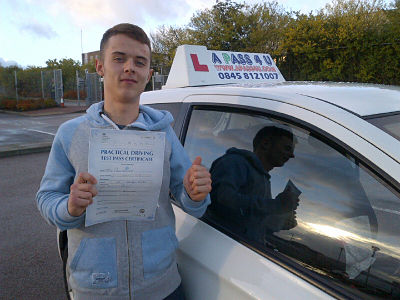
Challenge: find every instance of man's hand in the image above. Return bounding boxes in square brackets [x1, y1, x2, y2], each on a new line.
[183, 156, 212, 202]
[68, 172, 98, 217]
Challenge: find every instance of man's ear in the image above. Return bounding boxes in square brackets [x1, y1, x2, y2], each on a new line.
[96, 58, 104, 77]
[147, 69, 154, 83]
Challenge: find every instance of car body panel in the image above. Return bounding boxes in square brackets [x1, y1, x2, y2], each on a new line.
[256, 82, 400, 116]
[174, 206, 335, 300]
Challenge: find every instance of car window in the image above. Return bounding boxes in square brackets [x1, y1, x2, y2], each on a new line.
[183, 106, 400, 299]
[183, 108, 270, 168]
[145, 103, 181, 128]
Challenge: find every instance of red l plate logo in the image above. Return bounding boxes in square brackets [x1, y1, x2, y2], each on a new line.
[190, 54, 209, 72]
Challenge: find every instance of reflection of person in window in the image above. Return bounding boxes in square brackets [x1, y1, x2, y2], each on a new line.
[208, 125, 298, 244]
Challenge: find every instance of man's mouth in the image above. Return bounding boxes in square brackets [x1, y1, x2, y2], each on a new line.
[121, 78, 137, 83]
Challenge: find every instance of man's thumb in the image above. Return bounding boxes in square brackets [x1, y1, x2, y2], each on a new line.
[192, 156, 202, 166]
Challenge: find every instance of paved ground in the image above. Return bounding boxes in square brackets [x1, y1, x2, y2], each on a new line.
[0, 104, 88, 157]
[0, 152, 67, 300]
[0, 104, 90, 299]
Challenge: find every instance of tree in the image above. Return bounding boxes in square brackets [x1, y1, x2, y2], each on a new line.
[150, 0, 399, 85]
[17, 66, 42, 97]
[46, 58, 81, 91]
[45, 58, 60, 69]
[151, 1, 293, 68]
[278, 0, 399, 84]
[241, 1, 293, 54]
[188, 0, 250, 51]
[81, 62, 96, 73]
[151, 25, 192, 70]
[0, 65, 21, 99]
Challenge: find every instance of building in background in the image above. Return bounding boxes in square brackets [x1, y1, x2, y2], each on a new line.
[82, 51, 101, 65]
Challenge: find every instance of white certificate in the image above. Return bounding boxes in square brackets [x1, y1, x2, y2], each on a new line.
[85, 128, 165, 226]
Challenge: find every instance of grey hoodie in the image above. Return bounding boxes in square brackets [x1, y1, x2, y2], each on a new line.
[36, 102, 210, 300]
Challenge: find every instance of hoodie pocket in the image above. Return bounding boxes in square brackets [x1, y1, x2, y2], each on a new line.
[69, 237, 118, 289]
[141, 226, 179, 280]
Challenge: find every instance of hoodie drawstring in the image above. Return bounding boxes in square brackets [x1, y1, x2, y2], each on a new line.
[101, 113, 121, 130]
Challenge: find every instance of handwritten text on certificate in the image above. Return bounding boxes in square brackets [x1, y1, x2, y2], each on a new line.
[86, 129, 165, 226]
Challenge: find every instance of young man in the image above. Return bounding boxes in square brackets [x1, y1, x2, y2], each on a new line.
[36, 23, 211, 300]
[208, 125, 298, 243]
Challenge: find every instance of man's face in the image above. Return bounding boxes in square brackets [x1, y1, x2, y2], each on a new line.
[269, 136, 295, 167]
[96, 34, 153, 104]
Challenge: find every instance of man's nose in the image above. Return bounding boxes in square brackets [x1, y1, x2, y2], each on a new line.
[124, 59, 135, 73]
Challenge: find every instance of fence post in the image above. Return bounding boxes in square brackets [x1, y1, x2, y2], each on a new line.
[60, 69, 64, 107]
[14, 70, 19, 104]
[41, 70, 45, 99]
[85, 69, 88, 106]
[53, 69, 56, 102]
[76, 69, 80, 106]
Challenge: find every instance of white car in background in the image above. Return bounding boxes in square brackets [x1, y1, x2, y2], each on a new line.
[60, 45, 400, 299]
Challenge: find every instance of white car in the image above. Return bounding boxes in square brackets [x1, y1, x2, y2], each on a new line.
[60, 45, 400, 299]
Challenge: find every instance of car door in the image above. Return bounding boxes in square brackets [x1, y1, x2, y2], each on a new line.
[173, 94, 400, 299]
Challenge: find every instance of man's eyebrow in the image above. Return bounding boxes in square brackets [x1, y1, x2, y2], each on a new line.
[111, 51, 148, 62]
[111, 51, 126, 56]
[136, 55, 148, 62]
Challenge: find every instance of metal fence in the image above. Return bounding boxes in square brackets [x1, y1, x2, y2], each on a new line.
[152, 73, 168, 90]
[40, 69, 63, 103]
[62, 70, 102, 105]
[0, 68, 63, 102]
[85, 72, 103, 105]
[0, 67, 166, 106]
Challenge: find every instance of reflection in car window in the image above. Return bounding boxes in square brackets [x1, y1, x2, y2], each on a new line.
[184, 108, 271, 168]
[184, 107, 400, 299]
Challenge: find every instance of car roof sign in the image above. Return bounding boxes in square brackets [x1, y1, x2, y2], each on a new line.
[163, 45, 286, 89]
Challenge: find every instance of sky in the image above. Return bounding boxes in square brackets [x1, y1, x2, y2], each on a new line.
[0, 0, 392, 68]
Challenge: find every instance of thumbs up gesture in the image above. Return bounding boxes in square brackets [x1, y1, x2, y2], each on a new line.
[183, 156, 212, 202]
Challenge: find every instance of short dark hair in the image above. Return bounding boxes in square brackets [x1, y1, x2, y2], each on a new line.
[253, 125, 295, 151]
[100, 23, 151, 60]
